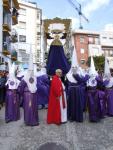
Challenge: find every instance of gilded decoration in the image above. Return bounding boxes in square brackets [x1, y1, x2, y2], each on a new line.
[44, 17, 71, 34]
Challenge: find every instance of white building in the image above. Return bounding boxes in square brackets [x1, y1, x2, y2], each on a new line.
[13, 0, 42, 64]
[100, 31, 113, 47]
[0, 0, 19, 65]
[0, 0, 3, 56]
[100, 30, 113, 68]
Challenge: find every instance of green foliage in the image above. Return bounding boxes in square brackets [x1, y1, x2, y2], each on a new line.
[87, 56, 105, 71]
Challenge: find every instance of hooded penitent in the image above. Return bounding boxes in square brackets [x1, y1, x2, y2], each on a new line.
[6, 61, 20, 89]
[89, 56, 97, 77]
[17, 64, 25, 78]
[66, 46, 78, 83]
[104, 57, 113, 88]
[104, 57, 111, 78]
[87, 56, 97, 87]
[23, 52, 37, 93]
[46, 35, 70, 76]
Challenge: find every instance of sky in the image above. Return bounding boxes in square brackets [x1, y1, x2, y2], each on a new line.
[29, 0, 113, 31]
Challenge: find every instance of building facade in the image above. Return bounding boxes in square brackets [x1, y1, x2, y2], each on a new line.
[73, 30, 102, 68]
[0, 0, 19, 65]
[13, 0, 42, 64]
[73, 29, 113, 68]
[100, 31, 113, 68]
[0, 0, 3, 58]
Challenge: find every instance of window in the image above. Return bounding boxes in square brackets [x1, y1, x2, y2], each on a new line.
[19, 8, 26, 16]
[37, 36, 40, 40]
[110, 50, 113, 56]
[80, 48, 85, 54]
[2, 58, 4, 63]
[37, 32, 41, 35]
[109, 37, 113, 43]
[37, 40, 40, 45]
[95, 37, 99, 44]
[19, 21, 26, 29]
[19, 35, 26, 42]
[92, 47, 99, 55]
[89, 37, 93, 43]
[80, 37, 84, 43]
[102, 37, 107, 39]
[105, 50, 108, 56]
[19, 49, 26, 53]
[81, 59, 85, 64]
[37, 13, 40, 19]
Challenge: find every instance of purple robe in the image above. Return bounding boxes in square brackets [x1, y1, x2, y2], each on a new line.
[87, 87, 102, 122]
[67, 82, 83, 122]
[5, 87, 20, 122]
[19, 80, 39, 126]
[102, 78, 113, 116]
[105, 88, 113, 116]
[46, 45, 70, 75]
[96, 76, 106, 118]
[17, 76, 24, 107]
[37, 75, 50, 106]
[73, 74, 89, 111]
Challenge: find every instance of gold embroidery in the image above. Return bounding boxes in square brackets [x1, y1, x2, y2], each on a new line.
[51, 39, 62, 46]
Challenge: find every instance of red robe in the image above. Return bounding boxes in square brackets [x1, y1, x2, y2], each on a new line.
[47, 75, 65, 125]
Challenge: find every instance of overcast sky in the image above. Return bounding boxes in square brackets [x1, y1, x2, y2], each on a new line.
[30, 0, 113, 31]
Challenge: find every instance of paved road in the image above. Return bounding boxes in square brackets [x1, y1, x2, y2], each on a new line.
[0, 107, 113, 150]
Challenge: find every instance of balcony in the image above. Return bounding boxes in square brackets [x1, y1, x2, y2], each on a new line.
[11, 50, 17, 61]
[2, 42, 10, 55]
[11, 29, 18, 43]
[3, 12, 11, 35]
[3, 0, 11, 13]
[3, 24, 11, 36]
[12, 8, 19, 25]
[12, 0, 20, 9]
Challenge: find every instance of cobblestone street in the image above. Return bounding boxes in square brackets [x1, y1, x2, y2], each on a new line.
[0, 107, 113, 150]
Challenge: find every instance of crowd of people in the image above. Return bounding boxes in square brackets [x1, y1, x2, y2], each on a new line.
[0, 52, 113, 126]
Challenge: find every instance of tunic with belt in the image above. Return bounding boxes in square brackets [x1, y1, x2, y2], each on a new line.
[5, 78, 20, 122]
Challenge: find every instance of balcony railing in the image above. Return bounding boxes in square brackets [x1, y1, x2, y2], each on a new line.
[11, 50, 17, 61]
[11, 29, 18, 43]
[3, 0, 11, 13]
[2, 42, 10, 55]
[12, 0, 20, 9]
[3, 13, 11, 33]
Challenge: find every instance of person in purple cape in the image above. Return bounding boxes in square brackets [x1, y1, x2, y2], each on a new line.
[73, 67, 89, 112]
[46, 35, 70, 76]
[66, 67, 84, 122]
[34, 65, 50, 109]
[96, 70, 106, 118]
[16, 64, 25, 81]
[19, 54, 39, 126]
[66, 47, 87, 122]
[5, 62, 20, 123]
[103, 57, 113, 116]
[37, 75, 50, 109]
[86, 56, 102, 122]
[16, 65, 25, 107]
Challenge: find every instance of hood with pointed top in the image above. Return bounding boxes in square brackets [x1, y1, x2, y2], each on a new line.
[89, 56, 97, 76]
[104, 57, 111, 77]
[71, 46, 78, 68]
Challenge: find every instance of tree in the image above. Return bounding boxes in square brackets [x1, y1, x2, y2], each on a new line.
[87, 56, 105, 71]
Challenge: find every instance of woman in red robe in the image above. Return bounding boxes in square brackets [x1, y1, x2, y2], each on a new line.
[47, 69, 67, 125]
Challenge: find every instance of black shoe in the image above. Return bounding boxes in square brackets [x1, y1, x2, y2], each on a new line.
[6, 120, 10, 123]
